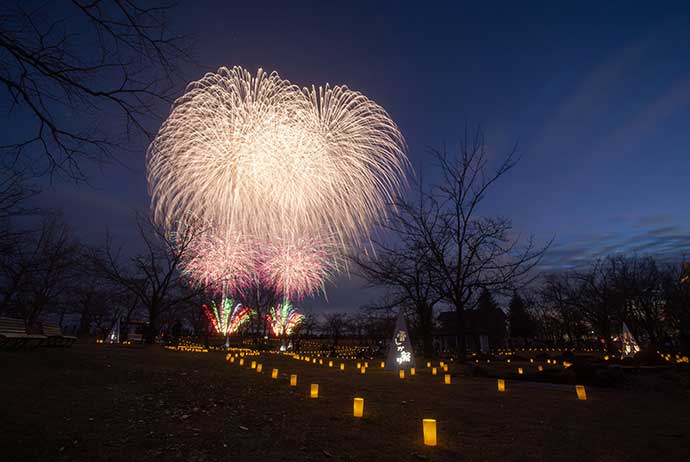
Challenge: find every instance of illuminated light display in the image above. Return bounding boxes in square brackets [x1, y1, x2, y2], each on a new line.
[518, 367, 524, 375]
[310, 384, 319, 398]
[444, 374, 451, 384]
[328, 361, 333, 367]
[340, 363, 345, 371]
[239, 359, 244, 366]
[422, 419, 437, 446]
[360, 366, 366, 374]
[410, 367, 416, 376]
[576, 385, 587, 401]
[386, 310, 415, 370]
[432, 367, 437, 376]
[426, 362, 431, 368]
[353, 397, 364, 417]
[497, 379, 506, 392]
[380, 361, 385, 368]
[251, 361, 257, 369]
[399, 369, 405, 379]
[256, 363, 263, 373]
[538, 365, 543, 372]
[272, 368, 279, 379]
[290, 374, 297, 386]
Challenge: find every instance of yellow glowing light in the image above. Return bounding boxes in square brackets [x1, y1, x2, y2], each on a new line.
[380, 361, 385, 368]
[399, 369, 405, 379]
[529, 358, 534, 363]
[353, 397, 364, 418]
[444, 374, 451, 384]
[310, 383, 319, 398]
[360, 366, 366, 374]
[251, 361, 256, 369]
[272, 368, 278, 379]
[497, 379, 506, 392]
[518, 367, 523, 375]
[432, 367, 437, 376]
[364, 362, 369, 368]
[256, 363, 263, 372]
[239, 359, 244, 366]
[443, 365, 448, 372]
[357, 362, 361, 369]
[426, 361, 431, 368]
[340, 363, 345, 371]
[230, 357, 235, 363]
[328, 361, 333, 367]
[410, 367, 416, 376]
[422, 419, 437, 446]
[290, 374, 297, 386]
[319, 359, 323, 365]
[576, 385, 587, 401]
[538, 365, 543, 372]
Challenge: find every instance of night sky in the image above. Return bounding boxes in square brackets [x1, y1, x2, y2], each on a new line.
[23, 1, 690, 312]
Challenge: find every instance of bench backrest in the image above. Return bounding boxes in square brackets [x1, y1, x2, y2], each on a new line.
[129, 333, 143, 342]
[42, 323, 62, 336]
[0, 317, 28, 335]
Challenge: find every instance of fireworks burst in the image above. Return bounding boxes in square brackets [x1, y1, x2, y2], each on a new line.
[148, 66, 408, 301]
[202, 298, 254, 336]
[266, 301, 304, 337]
[180, 229, 255, 295]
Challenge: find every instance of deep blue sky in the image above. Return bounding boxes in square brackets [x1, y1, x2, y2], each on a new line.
[22, 1, 690, 312]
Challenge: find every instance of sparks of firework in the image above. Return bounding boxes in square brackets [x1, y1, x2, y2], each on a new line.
[259, 234, 337, 301]
[180, 229, 256, 296]
[147, 66, 408, 257]
[266, 301, 304, 337]
[202, 298, 251, 336]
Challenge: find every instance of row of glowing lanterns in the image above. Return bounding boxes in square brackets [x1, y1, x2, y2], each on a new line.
[223, 352, 589, 447]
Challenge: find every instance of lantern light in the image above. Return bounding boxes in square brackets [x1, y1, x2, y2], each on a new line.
[399, 369, 405, 379]
[290, 374, 297, 386]
[310, 384, 319, 398]
[422, 419, 437, 446]
[353, 397, 364, 417]
[380, 361, 385, 368]
[576, 385, 587, 401]
[361, 366, 366, 374]
[271, 368, 278, 379]
[497, 379, 506, 392]
[239, 359, 244, 366]
[444, 374, 451, 384]
[517, 367, 523, 375]
[432, 367, 437, 376]
[256, 363, 262, 373]
[340, 363, 345, 371]
[251, 361, 256, 369]
[410, 367, 416, 376]
[426, 361, 431, 368]
[328, 361, 333, 367]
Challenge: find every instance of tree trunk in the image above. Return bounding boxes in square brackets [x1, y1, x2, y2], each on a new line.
[455, 304, 466, 359]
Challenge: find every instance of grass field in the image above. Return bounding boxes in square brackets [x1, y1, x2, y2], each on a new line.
[1, 344, 689, 461]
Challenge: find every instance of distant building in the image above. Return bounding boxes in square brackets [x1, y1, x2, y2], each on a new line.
[434, 307, 507, 353]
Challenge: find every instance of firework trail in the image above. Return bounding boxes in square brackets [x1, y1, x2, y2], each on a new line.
[266, 301, 304, 337]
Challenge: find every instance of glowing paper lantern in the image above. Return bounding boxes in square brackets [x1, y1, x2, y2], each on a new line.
[380, 361, 385, 368]
[361, 366, 366, 374]
[272, 368, 279, 379]
[443, 365, 448, 372]
[530, 358, 534, 363]
[410, 367, 416, 376]
[319, 359, 323, 365]
[357, 362, 361, 369]
[497, 379, 506, 392]
[507, 359, 511, 364]
[538, 365, 544, 372]
[230, 357, 235, 363]
[256, 364, 263, 373]
[576, 385, 587, 401]
[432, 367, 437, 376]
[239, 359, 245, 366]
[518, 367, 523, 375]
[426, 361, 431, 368]
[422, 419, 437, 446]
[328, 361, 333, 367]
[353, 397, 364, 418]
[251, 361, 256, 369]
[444, 374, 451, 384]
[364, 362, 369, 368]
[290, 374, 297, 386]
[399, 369, 405, 379]
[340, 363, 345, 371]
[310, 383, 319, 398]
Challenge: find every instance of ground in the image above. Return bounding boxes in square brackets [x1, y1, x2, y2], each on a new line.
[1, 344, 690, 462]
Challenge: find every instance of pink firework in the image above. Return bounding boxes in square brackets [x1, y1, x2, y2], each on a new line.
[181, 231, 256, 295]
[259, 236, 336, 300]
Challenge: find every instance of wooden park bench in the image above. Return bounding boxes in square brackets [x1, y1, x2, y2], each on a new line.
[40, 322, 77, 347]
[0, 317, 46, 350]
[127, 333, 143, 343]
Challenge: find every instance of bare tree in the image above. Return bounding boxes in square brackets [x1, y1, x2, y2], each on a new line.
[322, 312, 348, 346]
[0, 1, 190, 179]
[93, 213, 204, 343]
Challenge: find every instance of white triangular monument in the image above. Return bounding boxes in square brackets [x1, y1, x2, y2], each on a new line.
[620, 322, 639, 358]
[106, 317, 120, 344]
[386, 309, 415, 370]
